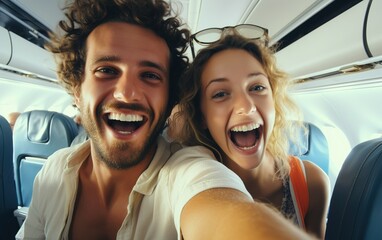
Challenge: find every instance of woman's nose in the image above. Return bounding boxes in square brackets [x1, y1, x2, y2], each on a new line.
[235, 94, 256, 115]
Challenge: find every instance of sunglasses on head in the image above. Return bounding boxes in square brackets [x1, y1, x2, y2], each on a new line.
[190, 24, 269, 58]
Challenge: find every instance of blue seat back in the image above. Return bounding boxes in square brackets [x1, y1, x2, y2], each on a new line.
[0, 115, 19, 239]
[289, 121, 329, 174]
[325, 137, 382, 240]
[13, 110, 78, 207]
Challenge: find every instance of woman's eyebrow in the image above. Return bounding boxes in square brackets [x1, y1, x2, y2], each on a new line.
[248, 72, 268, 78]
[204, 77, 228, 91]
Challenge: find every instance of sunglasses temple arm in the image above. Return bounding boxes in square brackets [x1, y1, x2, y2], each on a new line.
[190, 40, 196, 59]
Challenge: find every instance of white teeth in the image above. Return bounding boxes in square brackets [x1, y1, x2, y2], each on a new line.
[108, 113, 143, 122]
[241, 145, 256, 150]
[231, 123, 260, 132]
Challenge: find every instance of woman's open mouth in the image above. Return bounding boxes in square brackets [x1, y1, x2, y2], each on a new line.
[229, 123, 261, 150]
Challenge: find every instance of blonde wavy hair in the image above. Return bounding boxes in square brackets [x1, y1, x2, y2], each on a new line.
[172, 33, 305, 180]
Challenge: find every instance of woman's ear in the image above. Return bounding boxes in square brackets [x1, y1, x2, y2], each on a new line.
[73, 88, 81, 110]
[201, 115, 208, 129]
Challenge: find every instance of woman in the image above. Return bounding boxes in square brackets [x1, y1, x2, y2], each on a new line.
[171, 30, 330, 238]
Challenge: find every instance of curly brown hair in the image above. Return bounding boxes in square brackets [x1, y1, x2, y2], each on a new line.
[173, 33, 305, 179]
[47, 0, 190, 119]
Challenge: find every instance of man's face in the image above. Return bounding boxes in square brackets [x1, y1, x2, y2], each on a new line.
[75, 22, 170, 169]
[8, 112, 20, 131]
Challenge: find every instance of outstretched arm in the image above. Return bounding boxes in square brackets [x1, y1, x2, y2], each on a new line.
[181, 188, 317, 240]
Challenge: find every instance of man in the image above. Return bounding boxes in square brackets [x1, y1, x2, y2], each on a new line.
[17, 0, 315, 239]
[7, 112, 20, 131]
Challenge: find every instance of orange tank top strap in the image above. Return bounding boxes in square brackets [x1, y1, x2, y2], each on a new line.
[289, 156, 309, 229]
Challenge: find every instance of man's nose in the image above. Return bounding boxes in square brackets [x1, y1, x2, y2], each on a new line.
[113, 73, 142, 102]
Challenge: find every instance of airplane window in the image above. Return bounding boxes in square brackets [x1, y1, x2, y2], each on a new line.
[360, 132, 382, 144]
[320, 126, 351, 194]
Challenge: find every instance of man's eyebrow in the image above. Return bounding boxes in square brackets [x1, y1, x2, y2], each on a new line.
[91, 57, 168, 75]
[140, 60, 168, 75]
[92, 55, 120, 65]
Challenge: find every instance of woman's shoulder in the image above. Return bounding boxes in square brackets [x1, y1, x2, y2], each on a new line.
[302, 160, 330, 190]
[302, 160, 330, 213]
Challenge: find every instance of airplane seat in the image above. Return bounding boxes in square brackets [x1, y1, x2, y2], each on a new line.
[325, 137, 382, 240]
[0, 115, 19, 239]
[289, 121, 329, 174]
[12, 110, 78, 224]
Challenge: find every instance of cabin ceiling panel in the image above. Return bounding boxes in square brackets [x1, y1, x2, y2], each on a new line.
[10, 0, 66, 32]
[191, 0, 252, 32]
[244, 0, 334, 43]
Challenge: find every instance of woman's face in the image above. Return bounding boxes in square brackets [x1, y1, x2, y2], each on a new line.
[200, 49, 275, 169]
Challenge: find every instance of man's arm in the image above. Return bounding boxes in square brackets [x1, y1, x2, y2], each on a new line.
[181, 188, 317, 240]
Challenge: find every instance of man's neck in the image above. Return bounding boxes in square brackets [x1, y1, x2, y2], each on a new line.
[83, 144, 156, 207]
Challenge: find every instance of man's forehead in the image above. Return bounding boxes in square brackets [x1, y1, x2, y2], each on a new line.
[86, 22, 170, 69]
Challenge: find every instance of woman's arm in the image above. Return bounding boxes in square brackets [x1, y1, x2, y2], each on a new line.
[304, 161, 330, 239]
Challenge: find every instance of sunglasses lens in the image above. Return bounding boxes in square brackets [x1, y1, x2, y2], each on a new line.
[235, 25, 266, 39]
[194, 28, 222, 44]
[190, 24, 268, 59]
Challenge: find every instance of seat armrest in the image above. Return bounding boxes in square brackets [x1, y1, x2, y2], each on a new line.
[14, 207, 28, 226]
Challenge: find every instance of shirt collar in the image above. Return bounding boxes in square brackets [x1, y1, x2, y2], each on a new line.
[65, 136, 179, 196]
[133, 136, 174, 195]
